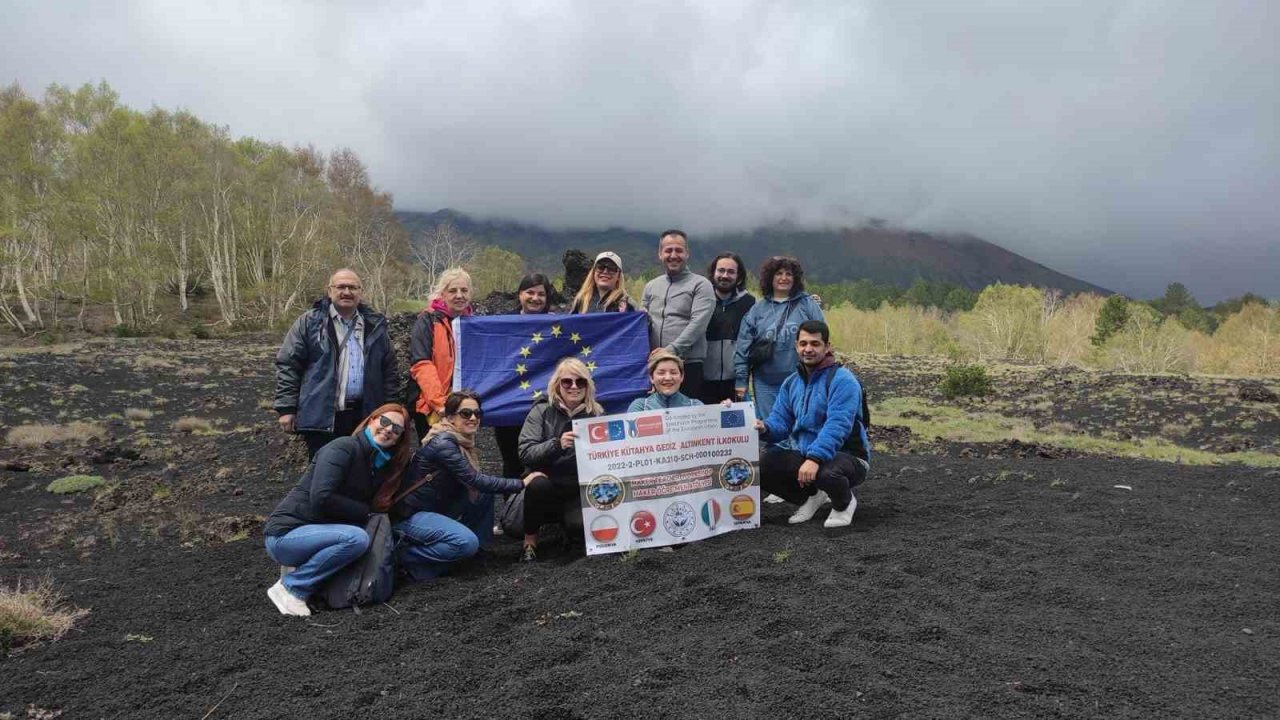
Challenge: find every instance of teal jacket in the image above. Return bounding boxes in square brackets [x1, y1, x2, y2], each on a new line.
[627, 391, 703, 413]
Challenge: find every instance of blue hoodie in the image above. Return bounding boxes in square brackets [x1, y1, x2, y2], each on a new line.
[761, 354, 871, 464]
[734, 292, 824, 387]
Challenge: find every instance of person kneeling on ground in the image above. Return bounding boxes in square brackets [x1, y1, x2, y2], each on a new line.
[393, 390, 544, 581]
[753, 320, 871, 529]
[629, 349, 734, 412]
[262, 403, 414, 616]
[518, 358, 605, 562]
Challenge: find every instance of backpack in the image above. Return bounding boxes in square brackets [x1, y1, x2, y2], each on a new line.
[823, 366, 872, 461]
[497, 489, 526, 540]
[321, 513, 395, 610]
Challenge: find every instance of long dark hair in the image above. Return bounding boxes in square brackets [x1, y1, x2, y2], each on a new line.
[759, 255, 805, 297]
[355, 403, 414, 511]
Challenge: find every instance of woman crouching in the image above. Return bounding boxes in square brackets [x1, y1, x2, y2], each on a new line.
[263, 404, 413, 616]
[393, 390, 544, 580]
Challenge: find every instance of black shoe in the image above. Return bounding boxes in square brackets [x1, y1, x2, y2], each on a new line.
[520, 545, 538, 563]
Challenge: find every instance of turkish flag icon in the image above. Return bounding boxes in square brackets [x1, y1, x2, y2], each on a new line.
[630, 510, 656, 538]
[588, 423, 608, 443]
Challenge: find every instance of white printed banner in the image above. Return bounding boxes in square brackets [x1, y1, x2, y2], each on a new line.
[572, 403, 760, 555]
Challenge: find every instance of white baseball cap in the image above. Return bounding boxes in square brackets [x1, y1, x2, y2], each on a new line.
[594, 251, 622, 270]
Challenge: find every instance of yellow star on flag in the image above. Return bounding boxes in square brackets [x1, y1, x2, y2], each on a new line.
[519, 380, 531, 390]
[532, 390, 544, 399]
[586, 361, 597, 373]
[531, 332, 543, 344]
[515, 363, 527, 375]
[519, 346, 531, 358]
[569, 332, 581, 344]
[550, 325, 562, 338]
[580, 346, 592, 357]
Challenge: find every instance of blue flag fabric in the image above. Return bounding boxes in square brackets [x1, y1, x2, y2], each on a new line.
[453, 312, 652, 426]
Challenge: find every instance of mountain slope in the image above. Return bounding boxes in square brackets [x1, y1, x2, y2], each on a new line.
[396, 210, 1109, 294]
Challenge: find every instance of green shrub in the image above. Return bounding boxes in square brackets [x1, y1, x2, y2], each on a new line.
[47, 475, 106, 495]
[940, 364, 993, 399]
[190, 324, 213, 339]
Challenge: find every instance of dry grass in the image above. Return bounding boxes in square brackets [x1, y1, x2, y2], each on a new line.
[0, 579, 90, 652]
[124, 407, 155, 421]
[5, 422, 107, 447]
[171, 416, 214, 434]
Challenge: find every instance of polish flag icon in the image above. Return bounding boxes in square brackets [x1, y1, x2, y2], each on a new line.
[630, 510, 656, 538]
[591, 515, 620, 543]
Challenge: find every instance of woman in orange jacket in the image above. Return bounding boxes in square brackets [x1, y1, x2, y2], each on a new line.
[409, 267, 474, 441]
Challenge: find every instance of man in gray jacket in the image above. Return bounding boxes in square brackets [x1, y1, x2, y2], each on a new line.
[641, 230, 716, 398]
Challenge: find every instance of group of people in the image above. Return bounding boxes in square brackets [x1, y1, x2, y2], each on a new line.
[263, 230, 870, 616]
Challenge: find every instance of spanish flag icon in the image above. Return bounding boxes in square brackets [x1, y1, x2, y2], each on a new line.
[729, 494, 755, 520]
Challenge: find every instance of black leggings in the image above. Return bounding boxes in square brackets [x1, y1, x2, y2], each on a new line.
[523, 472, 583, 539]
[760, 449, 867, 512]
[493, 425, 524, 479]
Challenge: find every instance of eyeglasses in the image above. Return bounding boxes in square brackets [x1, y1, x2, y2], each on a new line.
[456, 408, 483, 421]
[559, 377, 589, 389]
[595, 264, 619, 275]
[330, 284, 362, 292]
[377, 415, 404, 434]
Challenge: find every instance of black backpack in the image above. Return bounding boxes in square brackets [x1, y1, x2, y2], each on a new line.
[823, 367, 871, 461]
[321, 513, 395, 610]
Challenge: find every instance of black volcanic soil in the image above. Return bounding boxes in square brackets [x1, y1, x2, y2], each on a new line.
[2, 338, 1278, 718]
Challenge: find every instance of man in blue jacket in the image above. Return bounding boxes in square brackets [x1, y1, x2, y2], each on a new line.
[754, 320, 870, 528]
[274, 268, 399, 459]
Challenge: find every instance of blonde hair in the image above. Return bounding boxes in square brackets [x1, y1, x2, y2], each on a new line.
[432, 267, 472, 300]
[647, 348, 684, 377]
[571, 258, 628, 313]
[547, 357, 604, 414]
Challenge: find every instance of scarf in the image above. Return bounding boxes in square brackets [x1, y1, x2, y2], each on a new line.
[363, 426, 393, 470]
[429, 297, 473, 318]
[425, 417, 481, 500]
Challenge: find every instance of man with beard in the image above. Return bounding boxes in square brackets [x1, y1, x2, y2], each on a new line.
[642, 230, 716, 398]
[274, 268, 398, 459]
[700, 252, 755, 405]
[753, 320, 871, 529]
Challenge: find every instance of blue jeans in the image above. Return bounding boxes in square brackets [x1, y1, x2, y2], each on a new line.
[752, 379, 782, 430]
[394, 494, 494, 581]
[265, 523, 370, 599]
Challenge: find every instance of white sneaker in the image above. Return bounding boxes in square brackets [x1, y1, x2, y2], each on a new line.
[787, 491, 830, 524]
[823, 496, 858, 528]
[763, 494, 785, 504]
[268, 580, 311, 616]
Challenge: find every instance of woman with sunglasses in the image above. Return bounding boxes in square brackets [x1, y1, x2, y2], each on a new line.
[517, 357, 606, 561]
[263, 403, 414, 616]
[392, 390, 546, 580]
[570, 251, 637, 314]
[734, 256, 825, 422]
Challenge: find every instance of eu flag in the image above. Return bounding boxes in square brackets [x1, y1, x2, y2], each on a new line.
[452, 312, 652, 426]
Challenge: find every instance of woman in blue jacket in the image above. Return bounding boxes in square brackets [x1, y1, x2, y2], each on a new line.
[734, 256, 824, 421]
[263, 403, 414, 616]
[393, 390, 544, 580]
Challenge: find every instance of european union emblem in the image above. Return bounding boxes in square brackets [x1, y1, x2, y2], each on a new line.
[452, 312, 651, 426]
[607, 420, 626, 441]
[720, 409, 745, 428]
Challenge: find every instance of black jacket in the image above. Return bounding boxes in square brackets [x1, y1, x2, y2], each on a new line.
[703, 290, 755, 383]
[518, 398, 601, 479]
[263, 433, 387, 537]
[392, 433, 523, 522]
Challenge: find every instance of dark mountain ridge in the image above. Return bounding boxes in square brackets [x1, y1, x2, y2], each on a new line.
[397, 209, 1109, 295]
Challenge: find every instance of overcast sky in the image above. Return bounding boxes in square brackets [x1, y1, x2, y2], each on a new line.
[3, 0, 1277, 301]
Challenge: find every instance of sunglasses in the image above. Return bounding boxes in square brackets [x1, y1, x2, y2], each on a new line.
[559, 377, 589, 389]
[456, 408, 483, 421]
[377, 415, 404, 434]
[595, 264, 619, 274]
